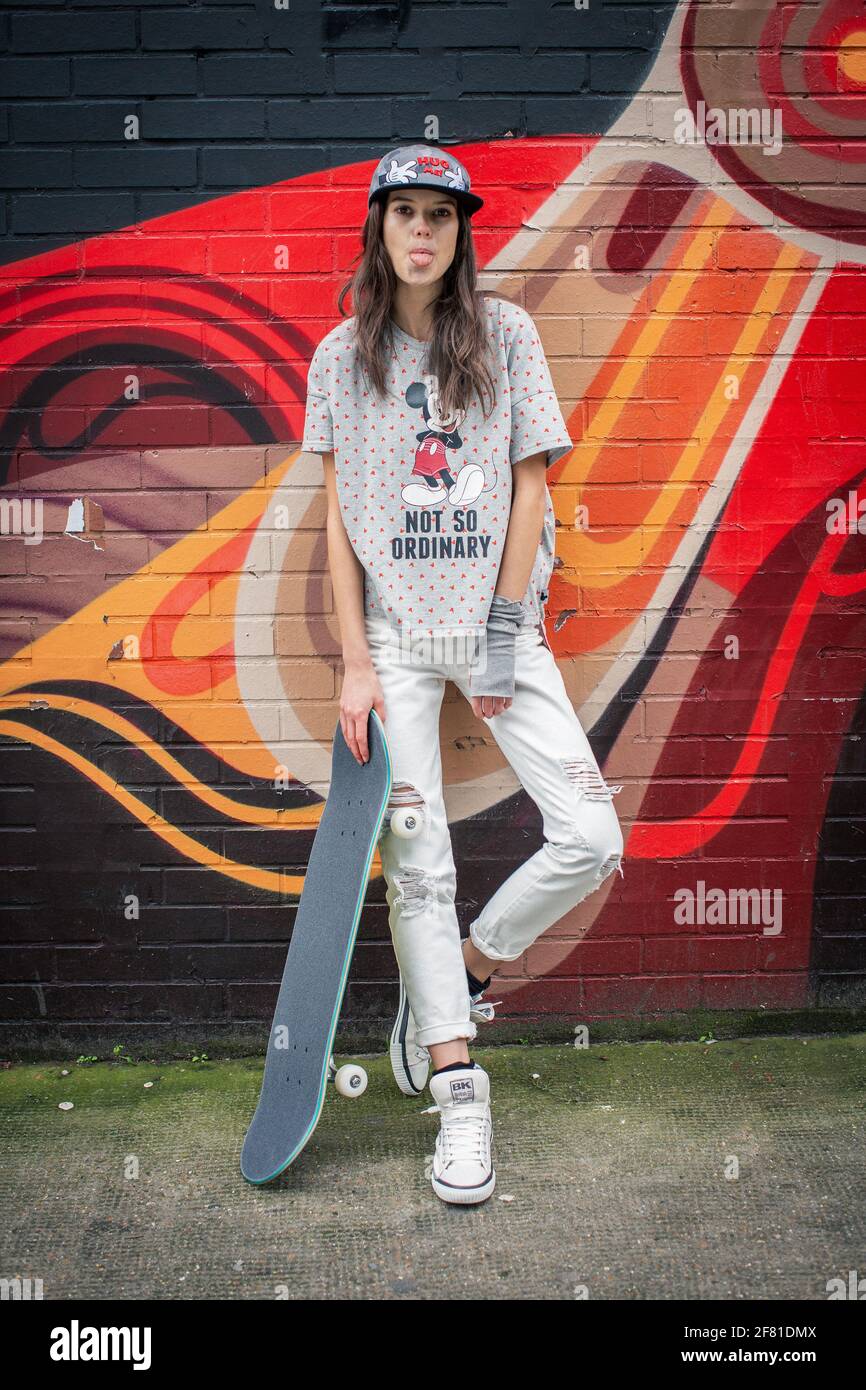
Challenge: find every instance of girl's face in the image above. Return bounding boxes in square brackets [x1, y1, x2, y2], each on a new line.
[381, 188, 459, 286]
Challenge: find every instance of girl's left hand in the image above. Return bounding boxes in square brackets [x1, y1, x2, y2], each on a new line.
[471, 695, 512, 720]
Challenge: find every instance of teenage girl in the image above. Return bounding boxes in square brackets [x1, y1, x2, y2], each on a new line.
[301, 145, 623, 1205]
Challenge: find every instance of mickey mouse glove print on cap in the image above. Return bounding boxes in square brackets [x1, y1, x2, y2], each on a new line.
[368, 144, 484, 217]
[469, 595, 525, 700]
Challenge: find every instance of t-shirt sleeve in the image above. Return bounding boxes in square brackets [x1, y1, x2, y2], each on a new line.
[300, 341, 334, 453]
[506, 309, 573, 470]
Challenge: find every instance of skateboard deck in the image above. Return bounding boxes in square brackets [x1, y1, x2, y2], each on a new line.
[241, 710, 392, 1184]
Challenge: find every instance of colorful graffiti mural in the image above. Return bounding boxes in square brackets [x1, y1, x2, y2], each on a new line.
[1, 0, 865, 1033]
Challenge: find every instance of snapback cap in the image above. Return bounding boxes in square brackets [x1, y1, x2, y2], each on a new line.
[368, 144, 483, 216]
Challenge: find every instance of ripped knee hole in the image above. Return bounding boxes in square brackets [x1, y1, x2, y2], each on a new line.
[559, 758, 623, 802]
[595, 851, 625, 888]
[388, 780, 426, 812]
[392, 864, 433, 917]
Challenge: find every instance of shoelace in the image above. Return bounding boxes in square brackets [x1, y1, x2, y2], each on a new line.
[438, 1111, 491, 1167]
[469, 995, 501, 1023]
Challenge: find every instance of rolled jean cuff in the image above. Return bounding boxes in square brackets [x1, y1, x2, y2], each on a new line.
[414, 1020, 478, 1049]
[469, 924, 521, 963]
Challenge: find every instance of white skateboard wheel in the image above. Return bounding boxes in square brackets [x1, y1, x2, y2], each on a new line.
[334, 1063, 368, 1098]
[389, 807, 424, 839]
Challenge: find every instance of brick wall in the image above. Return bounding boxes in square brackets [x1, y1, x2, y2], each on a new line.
[1, 0, 865, 1044]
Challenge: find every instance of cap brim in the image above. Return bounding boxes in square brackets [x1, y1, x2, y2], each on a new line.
[370, 188, 484, 216]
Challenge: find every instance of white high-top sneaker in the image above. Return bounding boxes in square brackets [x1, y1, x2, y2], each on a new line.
[389, 973, 430, 1095]
[428, 1065, 495, 1205]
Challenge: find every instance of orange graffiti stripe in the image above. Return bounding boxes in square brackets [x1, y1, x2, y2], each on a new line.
[550, 198, 816, 655]
[0, 453, 302, 781]
[0, 692, 322, 829]
[0, 719, 383, 894]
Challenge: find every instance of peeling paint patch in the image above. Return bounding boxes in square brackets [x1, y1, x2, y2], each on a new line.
[65, 497, 105, 551]
[559, 758, 623, 801]
[552, 608, 578, 632]
[32, 978, 47, 1017]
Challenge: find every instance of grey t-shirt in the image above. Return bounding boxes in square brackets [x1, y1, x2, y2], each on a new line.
[301, 295, 572, 635]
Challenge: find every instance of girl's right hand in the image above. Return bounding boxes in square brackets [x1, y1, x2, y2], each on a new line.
[340, 662, 386, 765]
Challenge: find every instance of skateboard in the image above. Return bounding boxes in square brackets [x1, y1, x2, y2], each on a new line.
[240, 709, 423, 1185]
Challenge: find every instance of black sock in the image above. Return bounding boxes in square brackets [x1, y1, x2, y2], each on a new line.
[466, 968, 491, 995]
[432, 1060, 476, 1076]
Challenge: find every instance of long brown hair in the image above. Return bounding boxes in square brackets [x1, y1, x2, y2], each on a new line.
[336, 195, 499, 422]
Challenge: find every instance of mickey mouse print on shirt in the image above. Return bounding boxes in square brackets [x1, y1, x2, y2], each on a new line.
[402, 375, 496, 509]
[301, 296, 573, 637]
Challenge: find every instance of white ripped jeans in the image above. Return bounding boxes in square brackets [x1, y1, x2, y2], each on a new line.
[365, 612, 625, 1049]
